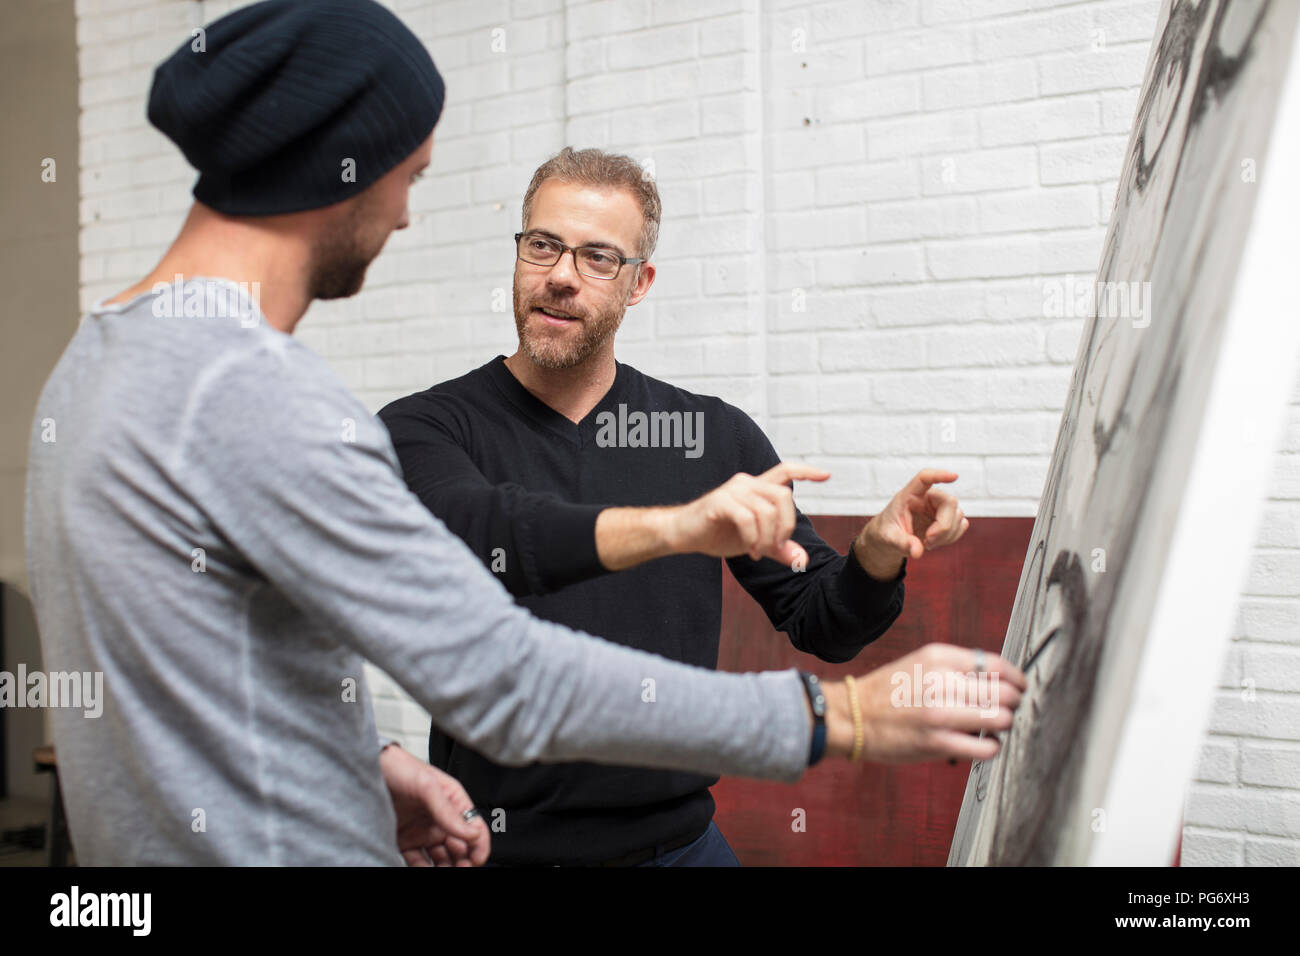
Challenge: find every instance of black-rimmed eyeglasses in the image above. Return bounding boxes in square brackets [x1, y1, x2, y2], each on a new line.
[514, 231, 645, 280]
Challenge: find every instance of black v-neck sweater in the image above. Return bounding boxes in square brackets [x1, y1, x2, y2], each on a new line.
[379, 356, 905, 865]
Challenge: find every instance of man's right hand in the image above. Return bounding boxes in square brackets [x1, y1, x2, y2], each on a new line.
[819, 644, 1028, 764]
[664, 462, 831, 567]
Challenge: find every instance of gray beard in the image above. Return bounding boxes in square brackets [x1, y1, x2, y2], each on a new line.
[513, 293, 625, 369]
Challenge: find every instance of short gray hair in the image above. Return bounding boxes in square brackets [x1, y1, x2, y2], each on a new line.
[521, 147, 662, 260]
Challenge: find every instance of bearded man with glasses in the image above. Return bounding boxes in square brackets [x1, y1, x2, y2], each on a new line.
[379, 147, 974, 867]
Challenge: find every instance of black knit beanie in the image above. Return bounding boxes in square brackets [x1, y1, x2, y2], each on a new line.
[147, 0, 445, 216]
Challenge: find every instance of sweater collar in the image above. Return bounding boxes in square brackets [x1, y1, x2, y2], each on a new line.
[484, 355, 630, 446]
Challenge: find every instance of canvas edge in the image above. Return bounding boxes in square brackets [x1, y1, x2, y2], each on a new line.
[1087, 12, 1300, 866]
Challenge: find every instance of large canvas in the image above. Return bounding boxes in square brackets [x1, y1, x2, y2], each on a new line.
[949, 0, 1300, 866]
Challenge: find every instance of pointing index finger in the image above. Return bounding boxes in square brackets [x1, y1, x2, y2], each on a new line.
[760, 461, 832, 486]
[907, 469, 959, 495]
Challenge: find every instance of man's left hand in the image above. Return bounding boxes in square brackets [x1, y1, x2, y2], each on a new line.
[380, 742, 490, 867]
[855, 469, 969, 579]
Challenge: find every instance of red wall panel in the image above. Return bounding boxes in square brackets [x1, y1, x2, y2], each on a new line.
[712, 515, 1033, 866]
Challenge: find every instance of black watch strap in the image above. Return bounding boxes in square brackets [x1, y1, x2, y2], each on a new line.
[797, 671, 828, 766]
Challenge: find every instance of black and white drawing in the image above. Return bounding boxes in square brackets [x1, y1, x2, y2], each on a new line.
[949, 0, 1300, 866]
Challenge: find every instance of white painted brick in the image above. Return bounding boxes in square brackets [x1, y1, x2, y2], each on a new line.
[768, 290, 870, 333]
[1179, 829, 1244, 866]
[821, 416, 929, 455]
[872, 281, 986, 327]
[699, 12, 758, 56]
[929, 412, 1057, 455]
[768, 419, 821, 457]
[1040, 229, 1106, 273]
[816, 160, 919, 206]
[649, 137, 749, 181]
[1279, 407, 1300, 453]
[647, 259, 702, 300]
[866, 111, 978, 160]
[811, 1, 915, 42]
[1235, 599, 1300, 645]
[927, 324, 1044, 368]
[425, 0, 510, 33]
[472, 89, 564, 133]
[982, 277, 1055, 321]
[565, 36, 605, 78]
[1194, 738, 1238, 784]
[703, 172, 761, 214]
[512, 0, 564, 18]
[701, 92, 759, 136]
[1241, 643, 1300, 692]
[819, 331, 926, 372]
[979, 185, 1098, 233]
[566, 0, 651, 40]
[818, 376, 882, 414]
[985, 455, 1048, 497]
[979, 93, 1101, 147]
[1185, 785, 1300, 839]
[1045, 319, 1084, 362]
[923, 60, 1038, 111]
[1244, 836, 1300, 866]
[1038, 42, 1151, 96]
[666, 215, 753, 256]
[766, 334, 819, 375]
[1041, 135, 1129, 184]
[1209, 691, 1300, 740]
[771, 125, 866, 170]
[871, 196, 978, 242]
[874, 371, 990, 411]
[1094, 0, 1161, 46]
[818, 245, 926, 287]
[1100, 87, 1141, 134]
[921, 146, 1037, 196]
[926, 234, 1042, 280]
[866, 25, 972, 76]
[769, 209, 866, 252]
[702, 256, 759, 296]
[606, 22, 697, 69]
[983, 366, 1073, 410]
[652, 54, 755, 101]
[567, 69, 654, 114]
[1220, 642, 1244, 687]
[815, 75, 922, 123]
[656, 299, 753, 339]
[1242, 741, 1300, 788]
[767, 376, 819, 416]
[364, 354, 436, 390]
[1245, 553, 1300, 598]
[511, 47, 566, 88]
[923, 0, 1067, 23]
[974, 7, 1095, 60]
[655, 0, 745, 27]
[1269, 453, 1300, 499]
[702, 337, 762, 376]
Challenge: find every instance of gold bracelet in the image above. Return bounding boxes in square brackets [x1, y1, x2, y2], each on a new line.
[844, 674, 864, 761]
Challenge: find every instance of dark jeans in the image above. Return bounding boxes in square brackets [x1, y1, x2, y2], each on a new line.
[636, 821, 740, 867]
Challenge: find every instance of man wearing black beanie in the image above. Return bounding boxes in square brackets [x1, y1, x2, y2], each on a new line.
[25, 0, 1023, 866]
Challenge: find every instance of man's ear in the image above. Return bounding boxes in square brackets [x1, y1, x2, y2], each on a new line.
[626, 261, 655, 307]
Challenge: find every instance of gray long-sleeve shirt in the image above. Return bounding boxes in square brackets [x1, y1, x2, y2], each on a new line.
[24, 277, 811, 865]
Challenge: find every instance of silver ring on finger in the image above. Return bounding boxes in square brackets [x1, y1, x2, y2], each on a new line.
[462, 808, 481, 822]
[973, 649, 986, 674]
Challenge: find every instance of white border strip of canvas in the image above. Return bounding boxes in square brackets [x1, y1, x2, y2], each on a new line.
[1090, 21, 1300, 866]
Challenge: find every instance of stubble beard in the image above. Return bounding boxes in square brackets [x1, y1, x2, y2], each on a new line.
[512, 282, 626, 370]
[308, 196, 384, 301]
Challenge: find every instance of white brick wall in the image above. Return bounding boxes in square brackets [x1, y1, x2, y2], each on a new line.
[72, 0, 1300, 863]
